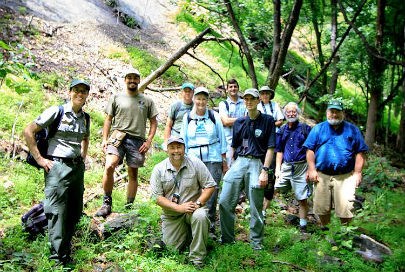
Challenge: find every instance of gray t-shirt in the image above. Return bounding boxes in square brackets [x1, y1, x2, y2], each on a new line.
[168, 100, 193, 137]
[105, 92, 158, 140]
[150, 155, 215, 217]
[35, 103, 90, 158]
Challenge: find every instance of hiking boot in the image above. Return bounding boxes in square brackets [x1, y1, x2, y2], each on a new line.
[95, 196, 112, 217]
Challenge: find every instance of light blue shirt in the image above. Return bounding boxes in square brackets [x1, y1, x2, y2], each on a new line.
[218, 97, 246, 146]
[181, 109, 227, 163]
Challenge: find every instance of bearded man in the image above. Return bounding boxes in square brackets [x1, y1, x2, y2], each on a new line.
[303, 100, 368, 229]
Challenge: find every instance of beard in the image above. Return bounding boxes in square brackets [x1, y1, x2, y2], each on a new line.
[127, 83, 138, 92]
[286, 117, 298, 123]
[327, 117, 343, 126]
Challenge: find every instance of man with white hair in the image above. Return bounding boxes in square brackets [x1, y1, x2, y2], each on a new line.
[274, 102, 312, 231]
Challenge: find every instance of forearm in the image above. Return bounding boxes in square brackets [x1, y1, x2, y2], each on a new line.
[306, 149, 316, 171]
[146, 116, 158, 143]
[275, 152, 283, 171]
[220, 115, 236, 127]
[102, 116, 112, 142]
[156, 196, 182, 213]
[198, 186, 216, 204]
[81, 137, 89, 158]
[354, 152, 366, 173]
[163, 118, 173, 143]
[263, 148, 274, 168]
[23, 122, 42, 160]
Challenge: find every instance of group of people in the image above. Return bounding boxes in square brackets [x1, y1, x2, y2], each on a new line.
[24, 68, 368, 267]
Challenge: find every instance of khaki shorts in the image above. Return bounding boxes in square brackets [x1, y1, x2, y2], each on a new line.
[106, 137, 145, 168]
[313, 171, 356, 218]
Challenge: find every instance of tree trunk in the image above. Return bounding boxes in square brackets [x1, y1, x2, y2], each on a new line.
[364, 0, 386, 147]
[268, 0, 303, 89]
[138, 28, 212, 92]
[223, 0, 258, 88]
[329, 0, 339, 94]
[396, 67, 405, 152]
[268, 0, 281, 76]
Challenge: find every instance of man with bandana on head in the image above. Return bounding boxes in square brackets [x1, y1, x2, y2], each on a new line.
[303, 99, 368, 229]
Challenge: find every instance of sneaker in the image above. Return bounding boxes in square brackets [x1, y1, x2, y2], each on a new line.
[95, 196, 112, 217]
[299, 225, 308, 234]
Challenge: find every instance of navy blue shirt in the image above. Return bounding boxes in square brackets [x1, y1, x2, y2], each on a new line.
[275, 122, 311, 163]
[232, 112, 276, 161]
[303, 120, 368, 174]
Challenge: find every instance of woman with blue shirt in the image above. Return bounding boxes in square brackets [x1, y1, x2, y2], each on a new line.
[181, 86, 227, 236]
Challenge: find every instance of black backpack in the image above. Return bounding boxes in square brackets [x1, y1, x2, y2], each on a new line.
[21, 202, 47, 237]
[26, 105, 64, 169]
[187, 109, 216, 125]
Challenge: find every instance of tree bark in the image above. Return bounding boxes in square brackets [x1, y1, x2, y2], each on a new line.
[223, 0, 258, 88]
[268, 0, 281, 76]
[329, 0, 339, 94]
[268, 0, 303, 89]
[138, 28, 212, 92]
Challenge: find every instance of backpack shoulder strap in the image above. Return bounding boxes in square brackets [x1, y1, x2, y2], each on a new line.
[83, 111, 90, 132]
[224, 100, 229, 112]
[208, 109, 216, 125]
[47, 105, 64, 139]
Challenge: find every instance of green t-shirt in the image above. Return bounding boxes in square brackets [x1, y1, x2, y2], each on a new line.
[168, 100, 193, 136]
[105, 92, 158, 140]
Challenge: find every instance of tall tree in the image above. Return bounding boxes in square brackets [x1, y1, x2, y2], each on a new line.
[267, 0, 304, 89]
[329, 0, 339, 93]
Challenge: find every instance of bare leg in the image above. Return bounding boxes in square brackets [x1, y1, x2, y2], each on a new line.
[299, 199, 308, 220]
[102, 154, 120, 195]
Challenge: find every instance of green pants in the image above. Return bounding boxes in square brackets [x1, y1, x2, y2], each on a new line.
[162, 207, 209, 264]
[43, 161, 85, 261]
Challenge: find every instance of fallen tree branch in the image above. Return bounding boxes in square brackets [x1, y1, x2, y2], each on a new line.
[185, 52, 225, 84]
[11, 101, 24, 159]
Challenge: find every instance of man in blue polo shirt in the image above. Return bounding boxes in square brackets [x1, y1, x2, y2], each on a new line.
[303, 100, 368, 229]
[219, 88, 276, 250]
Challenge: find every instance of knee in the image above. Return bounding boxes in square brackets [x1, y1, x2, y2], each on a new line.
[193, 208, 208, 222]
[104, 161, 118, 173]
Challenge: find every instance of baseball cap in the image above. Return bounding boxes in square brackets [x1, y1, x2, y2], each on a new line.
[243, 88, 260, 98]
[327, 100, 344, 111]
[181, 82, 195, 91]
[124, 68, 141, 77]
[194, 86, 209, 96]
[167, 136, 185, 146]
[70, 79, 90, 90]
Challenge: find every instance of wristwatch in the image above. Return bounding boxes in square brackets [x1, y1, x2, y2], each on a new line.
[262, 166, 270, 172]
[196, 200, 203, 208]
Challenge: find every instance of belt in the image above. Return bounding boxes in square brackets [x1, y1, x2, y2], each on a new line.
[319, 169, 351, 176]
[49, 156, 83, 164]
[238, 155, 260, 159]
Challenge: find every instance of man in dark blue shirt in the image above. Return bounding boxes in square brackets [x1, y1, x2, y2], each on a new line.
[219, 88, 276, 250]
[274, 102, 312, 231]
[303, 100, 368, 228]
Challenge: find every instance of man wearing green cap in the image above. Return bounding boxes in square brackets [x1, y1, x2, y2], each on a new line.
[163, 82, 194, 150]
[24, 78, 91, 264]
[303, 99, 368, 229]
[95, 68, 158, 217]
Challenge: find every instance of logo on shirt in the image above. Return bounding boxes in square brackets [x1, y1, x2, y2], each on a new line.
[255, 129, 262, 137]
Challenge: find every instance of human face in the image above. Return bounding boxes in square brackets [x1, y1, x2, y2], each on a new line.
[193, 94, 208, 115]
[227, 83, 239, 98]
[182, 88, 194, 104]
[260, 91, 271, 104]
[285, 106, 299, 123]
[326, 109, 344, 126]
[167, 142, 185, 162]
[243, 95, 260, 111]
[125, 73, 140, 92]
[70, 84, 89, 109]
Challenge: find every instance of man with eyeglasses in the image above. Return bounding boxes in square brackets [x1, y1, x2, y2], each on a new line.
[303, 99, 368, 229]
[95, 68, 158, 217]
[274, 102, 312, 232]
[150, 136, 215, 268]
[24, 78, 91, 264]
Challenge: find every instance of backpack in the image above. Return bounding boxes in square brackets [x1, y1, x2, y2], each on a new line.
[187, 109, 216, 125]
[21, 202, 47, 237]
[26, 106, 90, 169]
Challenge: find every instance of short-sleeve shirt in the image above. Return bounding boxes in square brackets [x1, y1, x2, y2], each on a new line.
[218, 97, 246, 145]
[168, 100, 193, 137]
[35, 103, 90, 158]
[150, 155, 216, 217]
[303, 120, 369, 174]
[275, 122, 311, 163]
[181, 109, 227, 163]
[232, 112, 276, 161]
[105, 92, 158, 140]
[257, 101, 284, 121]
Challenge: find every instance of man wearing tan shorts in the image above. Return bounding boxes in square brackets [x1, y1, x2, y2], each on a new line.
[303, 100, 368, 228]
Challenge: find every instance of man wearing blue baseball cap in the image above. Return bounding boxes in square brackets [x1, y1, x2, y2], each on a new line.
[303, 99, 368, 229]
[163, 82, 195, 150]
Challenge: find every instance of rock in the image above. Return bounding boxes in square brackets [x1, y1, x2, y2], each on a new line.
[353, 234, 392, 263]
[91, 213, 139, 239]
